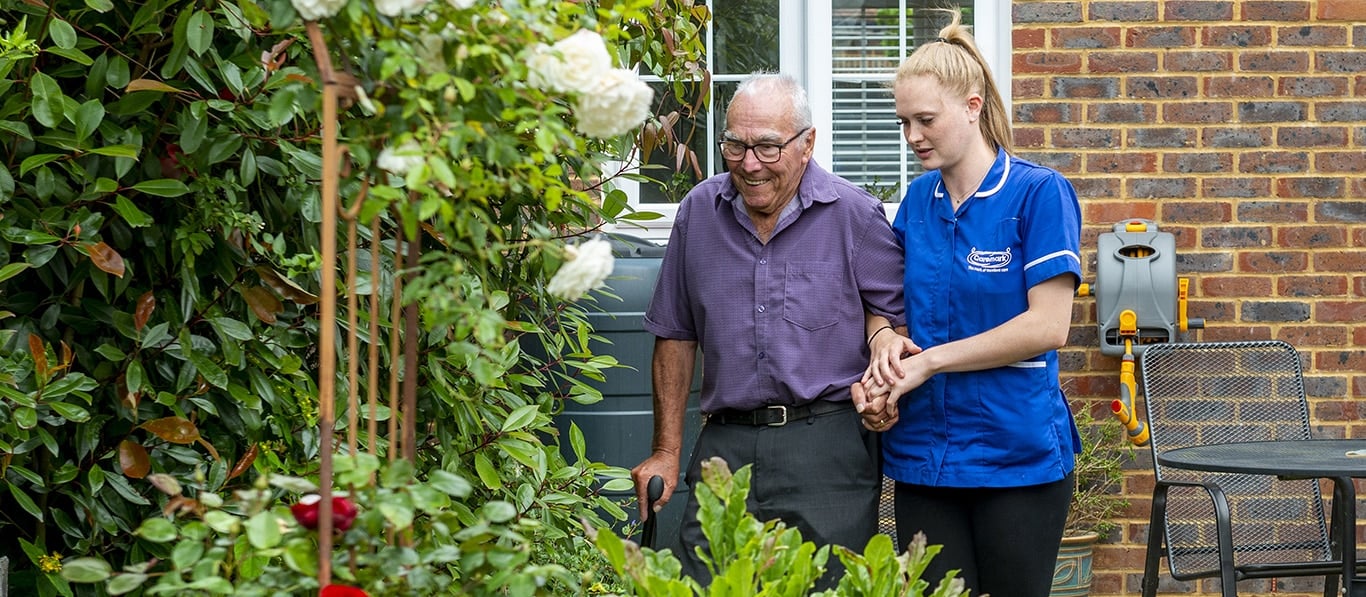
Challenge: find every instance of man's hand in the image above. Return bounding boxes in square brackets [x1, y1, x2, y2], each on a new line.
[630, 451, 680, 521]
[853, 380, 899, 431]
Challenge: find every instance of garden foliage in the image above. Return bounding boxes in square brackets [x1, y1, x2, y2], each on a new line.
[0, 0, 707, 594]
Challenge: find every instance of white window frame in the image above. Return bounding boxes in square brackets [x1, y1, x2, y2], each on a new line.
[608, 0, 1012, 242]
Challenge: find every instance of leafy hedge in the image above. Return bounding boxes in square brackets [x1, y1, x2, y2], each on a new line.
[0, 0, 705, 594]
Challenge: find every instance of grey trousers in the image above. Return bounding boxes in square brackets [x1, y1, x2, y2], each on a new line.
[676, 405, 880, 589]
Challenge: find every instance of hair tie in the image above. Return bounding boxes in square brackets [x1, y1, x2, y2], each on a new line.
[934, 37, 950, 44]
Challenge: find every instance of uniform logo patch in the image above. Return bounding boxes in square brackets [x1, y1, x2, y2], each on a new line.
[966, 247, 1011, 272]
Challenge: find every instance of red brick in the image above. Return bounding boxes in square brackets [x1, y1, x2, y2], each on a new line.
[1239, 151, 1310, 174]
[1315, 252, 1366, 275]
[1278, 325, 1350, 347]
[1239, 251, 1308, 272]
[1237, 200, 1308, 222]
[1202, 276, 1272, 297]
[1203, 177, 1271, 199]
[1276, 177, 1346, 199]
[1319, 0, 1366, 20]
[1086, 152, 1157, 173]
[1086, 201, 1158, 224]
[1159, 200, 1230, 222]
[1277, 275, 1349, 297]
[1317, 151, 1366, 173]
[1277, 25, 1350, 46]
[1127, 26, 1196, 48]
[1279, 225, 1347, 247]
[1244, 1, 1311, 20]
[1013, 127, 1046, 148]
[1279, 76, 1350, 98]
[1314, 349, 1366, 372]
[1052, 26, 1123, 48]
[1014, 52, 1083, 74]
[1200, 325, 1272, 342]
[1202, 25, 1272, 47]
[1088, 52, 1159, 73]
[1015, 27, 1046, 48]
[1238, 51, 1312, 72]
[1165, 50, 1232, 71]
[1163, 102, 1232, 123]
[1012, 77, 1046, 99]
[1205, 75, 1275, 97]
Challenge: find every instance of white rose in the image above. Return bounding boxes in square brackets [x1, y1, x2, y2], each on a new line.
[547, 237, 615, 302]
[375, 0, 428, 17]
[448, 0, 474, 8]
[376, 141, 424, 175]
[527, 29, 612, 94]
[573, 69, 654, 139]
[292, 0, 347, 20]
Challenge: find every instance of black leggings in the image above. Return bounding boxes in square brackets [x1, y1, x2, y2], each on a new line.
[894, 472, 1074, 597]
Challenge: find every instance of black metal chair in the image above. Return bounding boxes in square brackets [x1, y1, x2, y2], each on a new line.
[1139, 340, 1356, 597]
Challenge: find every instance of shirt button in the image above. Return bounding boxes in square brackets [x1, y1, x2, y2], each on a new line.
[758, 352, 766, 359]
[757, 305, 766, 313]
[759, 259, 767, 265]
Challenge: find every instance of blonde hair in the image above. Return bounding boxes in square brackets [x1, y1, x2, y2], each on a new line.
[894, 10, 1012, 154]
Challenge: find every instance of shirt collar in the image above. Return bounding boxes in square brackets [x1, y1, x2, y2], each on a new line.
[931, 148, 1011, 203]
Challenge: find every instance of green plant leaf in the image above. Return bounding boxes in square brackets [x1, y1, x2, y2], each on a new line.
[88, 144, 140, 158]
[47, 19, 78, 49]
[427, 469, 473, 498]
[130, 179, 190, 197]
[0, 262, 31, 283]
[29, 71, 64, 127]
[6, 481, 42, 521]
[135, 517, 178, 543]
[111, 195, 154, 227]
[59, 557, 112, 583]
[474, 452, 502, 490]
[48, 401, 92, 423]
[186, 10, 214, 56]
[245, 510, 280, 548]
[106, 573, 148, 595]
[73, 100, 104, 142]
[500, 404, 538, 432]
[85, 0, 115, 11]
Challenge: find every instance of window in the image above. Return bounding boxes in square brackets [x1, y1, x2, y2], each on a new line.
[614, 0, 1011, 241]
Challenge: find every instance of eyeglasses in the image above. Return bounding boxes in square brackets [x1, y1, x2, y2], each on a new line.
[717, 128, 809, 163]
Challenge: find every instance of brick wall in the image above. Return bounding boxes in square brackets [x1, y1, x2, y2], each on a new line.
[1012, 0, 1365, 595]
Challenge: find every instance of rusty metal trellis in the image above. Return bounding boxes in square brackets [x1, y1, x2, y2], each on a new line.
[305, 21, 421, 587]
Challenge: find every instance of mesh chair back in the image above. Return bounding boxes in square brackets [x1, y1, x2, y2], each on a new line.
[1141, 340, 1330, 577]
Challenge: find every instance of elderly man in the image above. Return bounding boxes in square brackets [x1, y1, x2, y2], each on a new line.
[631, 72, 907, 587]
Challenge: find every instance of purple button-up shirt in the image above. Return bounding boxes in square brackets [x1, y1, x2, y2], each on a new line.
[643, 161, 906, 413]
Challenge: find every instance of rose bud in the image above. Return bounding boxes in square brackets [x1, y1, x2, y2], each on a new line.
[290, 494, 359, 531]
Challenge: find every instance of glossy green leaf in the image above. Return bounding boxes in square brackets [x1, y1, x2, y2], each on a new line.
[19, 153, 64, 177]
[500, 404, 538, 433]
[474, 452, 502, 490]
[48, 401, 92, 423]
[85, 0, 115, 11]
[29, 71, 63, 127]
[112, 195, 153, 227]
[59, 557, 112, 583]
[245, 511, 280, 549]
[88, 144, 139, 158]
[130, 179, 190, 197]
[0, 262, 31, 283]
[6, 481, 42, 521]
[186, 11, 214, 56]
[427, 469, 473, 498]
[48, 19, 78, 49]
[134, 517, 178, 543]
[106, 573, 148, 595]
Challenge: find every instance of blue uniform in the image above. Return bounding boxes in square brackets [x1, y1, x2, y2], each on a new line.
[885, 148, 1083, 488]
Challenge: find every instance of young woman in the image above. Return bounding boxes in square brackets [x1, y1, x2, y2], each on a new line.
[855, 11, 1085, 597]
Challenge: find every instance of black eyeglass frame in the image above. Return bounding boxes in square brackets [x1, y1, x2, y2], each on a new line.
[716, 127, 810, 164]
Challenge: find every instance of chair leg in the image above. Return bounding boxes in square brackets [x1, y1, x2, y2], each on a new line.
[1143, 488, 1170, 597]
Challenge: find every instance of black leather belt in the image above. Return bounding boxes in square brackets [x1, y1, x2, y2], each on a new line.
[708, 400, 852, 427]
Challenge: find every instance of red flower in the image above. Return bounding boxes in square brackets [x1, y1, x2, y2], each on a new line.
[320, 585, 368, 597]
[290, 494, 359, 531]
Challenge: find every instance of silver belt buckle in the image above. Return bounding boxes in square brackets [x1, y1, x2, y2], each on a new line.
[766, 405, 788, 426]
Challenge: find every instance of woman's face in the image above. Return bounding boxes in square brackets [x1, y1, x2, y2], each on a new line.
[894, 74, 982, 172]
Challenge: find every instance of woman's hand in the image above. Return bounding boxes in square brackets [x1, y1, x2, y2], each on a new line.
[865, 330, 920, 388]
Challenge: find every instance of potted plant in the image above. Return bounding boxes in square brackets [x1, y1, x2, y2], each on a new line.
[1052, 402, 1135, 597]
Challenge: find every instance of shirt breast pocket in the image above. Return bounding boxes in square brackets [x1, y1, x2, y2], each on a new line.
[783, 262, 846, 331]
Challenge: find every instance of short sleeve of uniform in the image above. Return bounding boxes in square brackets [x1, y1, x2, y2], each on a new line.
[1020, 168, 1082, 291]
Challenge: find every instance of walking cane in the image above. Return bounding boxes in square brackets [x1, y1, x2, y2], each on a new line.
[640, 475, 664, 549]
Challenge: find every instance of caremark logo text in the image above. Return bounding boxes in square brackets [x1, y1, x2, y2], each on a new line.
[966, 247, 1011, 272]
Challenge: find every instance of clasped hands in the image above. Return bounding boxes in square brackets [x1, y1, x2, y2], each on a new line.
[853, 332, 923, 431]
